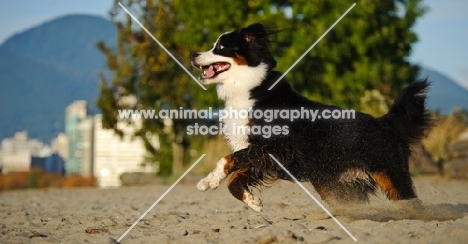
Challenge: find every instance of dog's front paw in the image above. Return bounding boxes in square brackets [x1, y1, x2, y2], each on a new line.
[197, 172, 225, 191]
[208, 180, 220, 189]
[197, 178, 210, 191]
[244, 192, 263, 212]
[197, 158, 228, 192]
[248, 199, 263, 212]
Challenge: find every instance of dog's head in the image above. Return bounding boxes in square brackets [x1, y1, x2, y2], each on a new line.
[191, 23, 277, 85]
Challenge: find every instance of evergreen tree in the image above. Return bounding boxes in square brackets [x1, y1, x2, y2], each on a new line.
[282, 0, 426, 107]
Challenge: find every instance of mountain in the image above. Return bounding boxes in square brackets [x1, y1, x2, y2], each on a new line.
[0, 14, 116, 142]
[419, 67, 468, 114]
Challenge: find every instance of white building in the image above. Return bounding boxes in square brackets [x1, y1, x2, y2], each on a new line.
[0, 131, 49, 173]
[1, 151, 31, 173]
[51, 133, 69, 160]
[93, 114, 155, 187]
[77, 117, 94, 177]
[65, 100, 91, 175]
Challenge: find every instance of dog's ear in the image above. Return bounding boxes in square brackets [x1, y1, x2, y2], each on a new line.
[243, 32, 252, 43]
[241, 23, 266, 43]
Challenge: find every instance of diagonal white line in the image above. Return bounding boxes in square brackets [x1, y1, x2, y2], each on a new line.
[268, 154, 357, 242]
[118, 2, 207, 90]
[268, 3, 356, 90]
[116, 154, 206, 243]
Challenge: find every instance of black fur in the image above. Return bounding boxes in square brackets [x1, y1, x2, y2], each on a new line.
[215, 23, 277, 69]
[232, 72, 429, 203]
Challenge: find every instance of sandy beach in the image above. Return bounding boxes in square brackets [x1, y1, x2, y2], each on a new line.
[1, 176, 467, 243]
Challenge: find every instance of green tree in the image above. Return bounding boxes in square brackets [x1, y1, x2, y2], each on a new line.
[97, 0, 425, 176]
[283, 0, 426, 107]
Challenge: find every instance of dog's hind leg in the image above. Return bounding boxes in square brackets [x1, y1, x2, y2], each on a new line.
[372, 170, 416, 200]
[227, 169, 263, 212]
[373, 169, 424, 213]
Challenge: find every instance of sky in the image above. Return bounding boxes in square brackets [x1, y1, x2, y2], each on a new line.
[0, 0, 467, 89]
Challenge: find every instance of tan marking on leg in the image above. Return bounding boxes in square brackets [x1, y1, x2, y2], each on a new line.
[226, 169, 263, 212]
[227, 168, 247, 186]
[227, 169, 248, 201]
[223, 155, 234, 175]
[372, 172, 402, 200]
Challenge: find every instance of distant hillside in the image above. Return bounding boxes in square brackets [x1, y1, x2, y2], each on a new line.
[0, 14, 115, 78]
[419, 67, 468, 114]
[0, 14, 116, 142]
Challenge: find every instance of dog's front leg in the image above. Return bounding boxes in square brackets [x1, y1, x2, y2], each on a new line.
[227, 169, 263, 212]
[197, 146, 280, 192]
[196, 154, 264, 212]
[197, 156, 232, 191]
[197, 146, 281, 212]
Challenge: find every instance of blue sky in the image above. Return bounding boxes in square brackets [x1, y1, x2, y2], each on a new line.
[1, 0, 467, 89]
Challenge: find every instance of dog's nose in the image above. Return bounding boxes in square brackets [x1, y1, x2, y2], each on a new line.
[191, 52, 200, 59]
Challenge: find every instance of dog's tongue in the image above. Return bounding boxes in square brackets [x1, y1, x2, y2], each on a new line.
[204, 65, 216, 78]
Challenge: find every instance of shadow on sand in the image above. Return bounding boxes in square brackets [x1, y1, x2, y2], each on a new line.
[338, 202, 468, 222]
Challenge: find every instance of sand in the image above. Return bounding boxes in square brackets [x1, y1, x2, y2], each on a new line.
[1, 176, 467, 243]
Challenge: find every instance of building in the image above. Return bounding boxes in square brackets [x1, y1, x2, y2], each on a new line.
[93, 114, 155, 187]
[77, 117, 94, 177]
[1, 150, 30, 173]
[64, 99, 157, 187]
[51, 133, 69, 161]
[31, 153, 65, 174]
[65, 100, 93, 176]
[0, 131, 50, 173]
[64, 100, 158, 186]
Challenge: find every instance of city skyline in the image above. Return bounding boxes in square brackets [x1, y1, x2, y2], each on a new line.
[0, 100, 157, 187]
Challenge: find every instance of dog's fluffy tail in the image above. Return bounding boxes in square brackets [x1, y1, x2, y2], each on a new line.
[380, 79, 432, 145]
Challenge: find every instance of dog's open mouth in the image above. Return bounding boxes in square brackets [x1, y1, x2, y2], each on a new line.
[195, 62, 231, 79]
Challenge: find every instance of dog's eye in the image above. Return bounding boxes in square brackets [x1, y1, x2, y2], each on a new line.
[216, 43, 224, 50]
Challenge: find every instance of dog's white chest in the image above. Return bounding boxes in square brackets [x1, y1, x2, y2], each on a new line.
[217, 84, 255, 152]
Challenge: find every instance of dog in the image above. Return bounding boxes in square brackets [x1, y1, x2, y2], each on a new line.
[191, 23, 431, 212]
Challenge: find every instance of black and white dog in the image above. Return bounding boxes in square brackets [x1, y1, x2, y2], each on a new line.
[191, 23, 430, 212]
